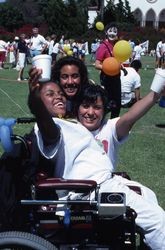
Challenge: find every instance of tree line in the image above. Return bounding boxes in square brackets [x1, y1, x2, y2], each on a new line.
[0, 0, 137, 39]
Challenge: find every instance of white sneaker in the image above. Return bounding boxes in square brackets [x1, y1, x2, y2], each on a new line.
[17, 78, 21, 81]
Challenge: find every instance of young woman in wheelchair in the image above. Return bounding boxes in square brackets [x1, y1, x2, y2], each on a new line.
[26, 65, 165, 250]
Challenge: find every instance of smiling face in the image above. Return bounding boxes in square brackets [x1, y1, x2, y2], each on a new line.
[78, 96, 104, 131]
[59, 65, 81, 98]
[40, 82, 66, 117]
[106, 26, 118, 41]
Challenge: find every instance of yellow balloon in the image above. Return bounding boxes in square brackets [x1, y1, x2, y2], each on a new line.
[96, 21, 104, 31]
[67, 50, 73, 56]
[113, 40, 132, 62]
[63, 45, 70, 53]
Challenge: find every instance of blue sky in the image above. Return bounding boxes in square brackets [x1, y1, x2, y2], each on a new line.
[0, 0, 6, 2]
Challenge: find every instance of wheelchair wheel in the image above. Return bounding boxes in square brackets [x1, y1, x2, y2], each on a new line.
[0, 231, 57, 250]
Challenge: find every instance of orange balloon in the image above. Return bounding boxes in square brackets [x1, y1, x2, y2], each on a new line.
[102, 57, 120, 76]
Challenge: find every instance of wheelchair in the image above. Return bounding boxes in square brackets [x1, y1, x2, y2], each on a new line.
[0, 117, 148, 250]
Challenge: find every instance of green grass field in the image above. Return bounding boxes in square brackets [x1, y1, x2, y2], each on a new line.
[0, 55, 165, 208]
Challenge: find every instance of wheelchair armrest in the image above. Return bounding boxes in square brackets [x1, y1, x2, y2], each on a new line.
[36, 178, 97, 193]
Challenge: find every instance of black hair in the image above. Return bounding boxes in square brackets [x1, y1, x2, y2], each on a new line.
[134, 39, 141, 45]
[51, 56, 89, 93]
[105, 22, 118, 33]
[130, 60, 142, 71]
[76, 83, 109, 118]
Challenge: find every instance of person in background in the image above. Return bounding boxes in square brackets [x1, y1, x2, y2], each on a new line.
[58, 35, 65, 59]
[48, 34, 56, 57]
[72, 40, 79, 58]
[51, 36, 62, 67]
[155, 39, 162, 69]
[17, 33, 29, 81]
[121, 60, 142, 108]
[90, 39, 99, 62]
[44, 36, 51, 55]
[0, 39, 8, 69]
[131, 39, 143, 62]
[8, 37, 19, 69]
[8, 41, 16, 69]
[95, 22, 121, 119]
[29, 27, 48, 57]
[160, 37, 165, 69]
[11, 36, 20, 69]
[52, 56, 89, 116]
[129, 39, 135, 51]
[59, 34, 65, 46]
[78, 40, 86, 62]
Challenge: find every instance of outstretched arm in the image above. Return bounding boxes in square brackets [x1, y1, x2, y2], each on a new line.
[28, 80, 60, 146]
[116, 87, 165, 141]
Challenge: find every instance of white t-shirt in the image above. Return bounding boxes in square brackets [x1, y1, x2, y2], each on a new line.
[161, 42, 165, 54]
[34, 118, 113, 184]
[48, 40, 54, 55]
[156, 41, 162, 58]
[91, 118, 128, 170]
[0, 40, 7, 51]
[30, 34, 47, 51]
[52, 43, 60, 54]
[133, 45, 143, 61]
[120, 67, 141, 105]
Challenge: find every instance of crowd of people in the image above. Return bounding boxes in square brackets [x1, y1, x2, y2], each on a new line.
[0, 27, 89, 81]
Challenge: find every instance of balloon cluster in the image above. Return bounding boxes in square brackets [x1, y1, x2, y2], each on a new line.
[96, 21, 132, 76]
[63, 45, 70, 53]
[63, 45, 73, 56]
[67, 50, 73, 56]
[0, 117, 16, 152]
[102, 40, 132, 76]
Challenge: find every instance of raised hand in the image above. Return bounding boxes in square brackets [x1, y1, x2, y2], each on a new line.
[28, 66, 42, 91]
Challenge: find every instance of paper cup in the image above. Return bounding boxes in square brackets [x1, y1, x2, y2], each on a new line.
[32, 54, 52, 82]
[150, 68, 165, 93]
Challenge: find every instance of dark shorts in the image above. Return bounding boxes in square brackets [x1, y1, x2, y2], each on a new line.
[0, 51, 6, 62]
